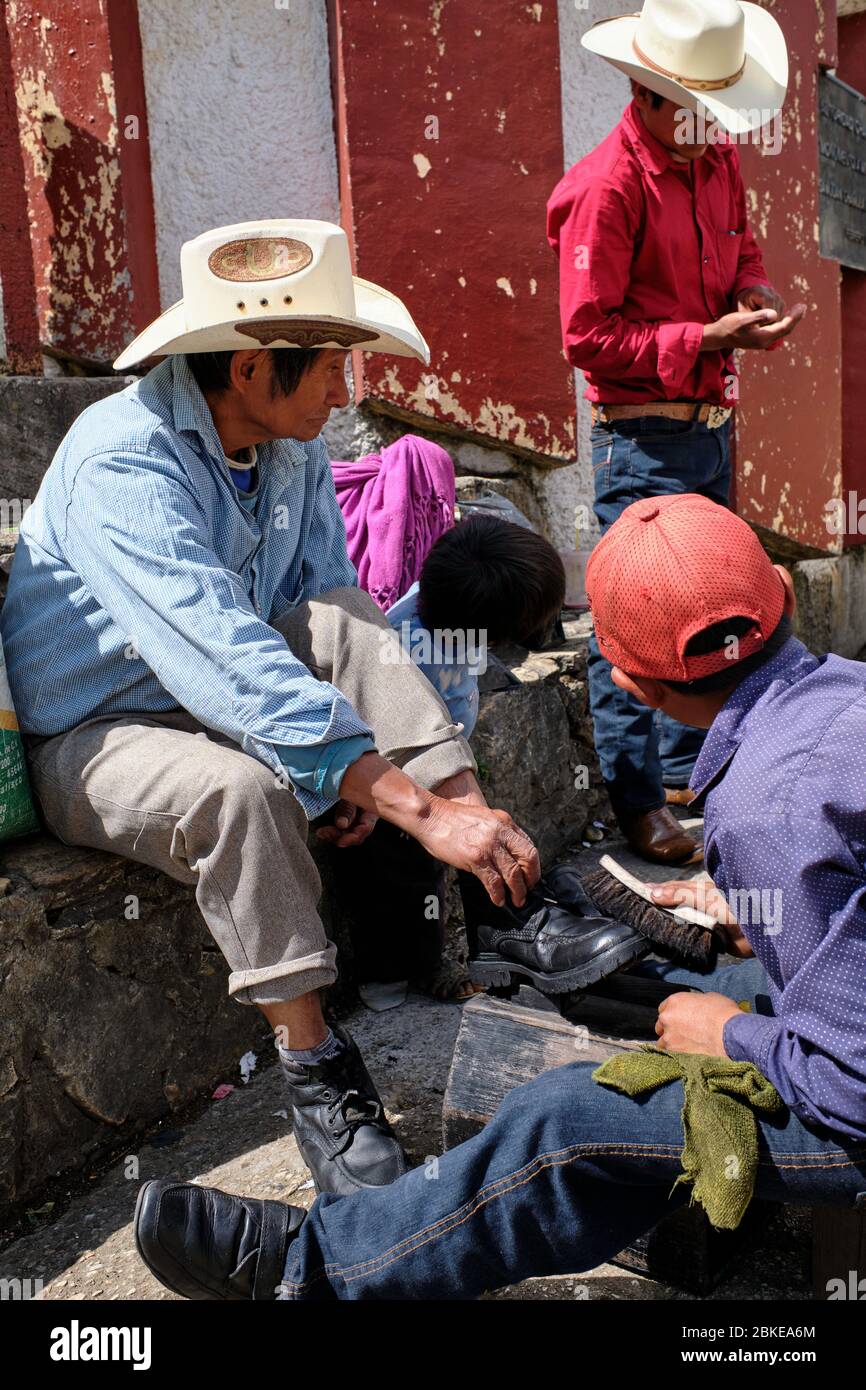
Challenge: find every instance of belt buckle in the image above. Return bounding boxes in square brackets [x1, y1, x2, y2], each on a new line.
[706, 405, 729, 430]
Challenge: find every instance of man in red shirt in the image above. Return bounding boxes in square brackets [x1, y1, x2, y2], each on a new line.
[547, 0, 805, 863]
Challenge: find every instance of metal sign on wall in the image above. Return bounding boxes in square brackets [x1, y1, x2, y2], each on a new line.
[818, 72, 866, 272]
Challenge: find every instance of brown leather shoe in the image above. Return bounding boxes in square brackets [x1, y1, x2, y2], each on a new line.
[664, 786, 696, 807]
[619, 805, 700, 865]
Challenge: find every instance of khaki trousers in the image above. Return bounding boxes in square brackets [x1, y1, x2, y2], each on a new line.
[25, 587, 476, 1006]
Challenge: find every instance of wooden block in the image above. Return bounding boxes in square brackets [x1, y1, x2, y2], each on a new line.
[812, 1205, 866, 1299]
[443, 992, 765, 1294]
[615, 1201, 768, 1297]
[442, 995, 633, 1148]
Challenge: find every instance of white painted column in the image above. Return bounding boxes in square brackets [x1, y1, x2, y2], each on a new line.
[137, 0, 340, 308]
[538, 0, 637, 550]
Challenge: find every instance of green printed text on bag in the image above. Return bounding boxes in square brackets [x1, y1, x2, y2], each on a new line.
[0, 634, 39, 840]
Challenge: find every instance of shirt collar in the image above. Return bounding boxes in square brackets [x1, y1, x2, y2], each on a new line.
[690, 636, 818, 800]
[169, 354, 308, 479]
[171, 354, 224, 455]
[620, 99, 722, 180]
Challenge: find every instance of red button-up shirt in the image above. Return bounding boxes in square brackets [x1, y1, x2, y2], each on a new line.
[546, 101, 768, 405]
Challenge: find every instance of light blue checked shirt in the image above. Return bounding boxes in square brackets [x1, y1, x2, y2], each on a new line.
[0, 356, 376, 819]
[386, 582, 480, 739]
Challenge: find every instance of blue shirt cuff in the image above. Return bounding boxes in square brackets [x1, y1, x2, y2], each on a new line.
[723, 1009, 781, 1074]
[275, 734, 376, 803]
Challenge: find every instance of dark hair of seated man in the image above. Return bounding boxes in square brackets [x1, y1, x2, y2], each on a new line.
[416, 513, 566, 649]
[186, 347, 322, 398]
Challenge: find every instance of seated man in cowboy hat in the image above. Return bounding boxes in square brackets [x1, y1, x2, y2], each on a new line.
[0, 219, 640, 1197]
[133, 494, 866, 1301]
[547, 0, 805, 866]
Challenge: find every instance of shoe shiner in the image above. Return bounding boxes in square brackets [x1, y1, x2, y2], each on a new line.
[134, 492, 866, 1299]
[2, 219, 553, 1199]
[547, 0, 805, 865]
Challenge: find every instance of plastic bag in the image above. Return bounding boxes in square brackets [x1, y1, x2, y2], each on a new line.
[0, 633, 39, 841]
[455, 491, 535, 532]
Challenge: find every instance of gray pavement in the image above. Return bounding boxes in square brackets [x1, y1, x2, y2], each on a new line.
[0, 987, 810, 1302]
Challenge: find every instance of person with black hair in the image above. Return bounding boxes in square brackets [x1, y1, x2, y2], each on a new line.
[134, 493, 866, 1302]
[547, 0, 805, 867]
[334, 513, 574, 1007]
[389, 513, 567, 742]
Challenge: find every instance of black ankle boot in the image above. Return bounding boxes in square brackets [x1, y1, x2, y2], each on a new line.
[134, 1179, 304, 1300]
[460, 871, 648, 995]
[280, 1025, 409, 1195]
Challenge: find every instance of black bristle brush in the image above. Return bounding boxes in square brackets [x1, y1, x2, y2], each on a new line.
[581, 855, 719, 967]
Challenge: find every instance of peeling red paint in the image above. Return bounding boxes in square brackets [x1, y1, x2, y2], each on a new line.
[6, 0, 159, 363]
[328, 0, 575, 463]
[735, 0, 843, 554]
[0, 4, 41, 372]
[836, 6, 866, 547]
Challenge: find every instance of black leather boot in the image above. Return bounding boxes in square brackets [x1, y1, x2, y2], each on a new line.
[461, 871, 648, 995]
[134, 1179, 304, 1300]
[280, 1025, 409, 1195]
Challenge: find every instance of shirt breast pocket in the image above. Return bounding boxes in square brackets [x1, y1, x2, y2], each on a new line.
[717, 225, 745, 296]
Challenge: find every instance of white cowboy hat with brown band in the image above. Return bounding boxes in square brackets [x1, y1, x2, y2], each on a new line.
[114, 219, 430, 371]
[582, 0, 788, 136]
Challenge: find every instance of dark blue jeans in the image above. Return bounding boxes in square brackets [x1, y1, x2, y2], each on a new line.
[588, 416, 732, 817]
[279, 956, 866, 1300]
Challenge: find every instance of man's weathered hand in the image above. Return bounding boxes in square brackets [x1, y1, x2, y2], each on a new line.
[702, 303, 806, 352]
[315, 800, 379, 848]
[413, 799, 541, 908]
[655, 990, 741, 1057]
[335, 750, 540, 904]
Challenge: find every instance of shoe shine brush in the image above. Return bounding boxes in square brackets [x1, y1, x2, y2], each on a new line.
[581, 855, 720, 967]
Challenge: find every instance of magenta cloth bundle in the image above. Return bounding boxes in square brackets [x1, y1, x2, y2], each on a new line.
[330, 434, 456, 611]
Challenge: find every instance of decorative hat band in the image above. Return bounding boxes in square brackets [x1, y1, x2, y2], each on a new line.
[632, 38, 747, 92]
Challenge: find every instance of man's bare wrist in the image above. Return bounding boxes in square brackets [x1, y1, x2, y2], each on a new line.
[701, 322, 726, 352]
[339, 750, 434, 829]
[376, 779, 435, 832]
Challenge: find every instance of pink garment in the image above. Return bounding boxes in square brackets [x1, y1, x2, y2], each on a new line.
[330, 434, 456, 611]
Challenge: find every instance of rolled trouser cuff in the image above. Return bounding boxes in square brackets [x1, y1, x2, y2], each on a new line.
[399, 732, 477, 792]
[229, 943, 338, 1006]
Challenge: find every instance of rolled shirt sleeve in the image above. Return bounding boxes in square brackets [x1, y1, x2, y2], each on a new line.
[62, 450, 374, 820]
[275, 733, 377, 803]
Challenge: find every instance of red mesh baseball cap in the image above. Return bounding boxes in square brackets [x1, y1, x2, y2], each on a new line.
[586, 494, 786, 681]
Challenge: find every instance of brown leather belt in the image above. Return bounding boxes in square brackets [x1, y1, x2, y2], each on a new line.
[592, 402, 733, 429]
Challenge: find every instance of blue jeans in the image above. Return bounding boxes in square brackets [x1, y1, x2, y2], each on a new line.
[588, 416, 732, 817]
[279, 956, 866, 1300]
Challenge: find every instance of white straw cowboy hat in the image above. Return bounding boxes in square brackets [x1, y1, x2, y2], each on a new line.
[114, 219, 430, 370]
[582, 0, 788, 136]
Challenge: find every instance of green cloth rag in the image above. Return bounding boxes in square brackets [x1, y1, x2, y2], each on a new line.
[592, 1048, 783, 1230]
